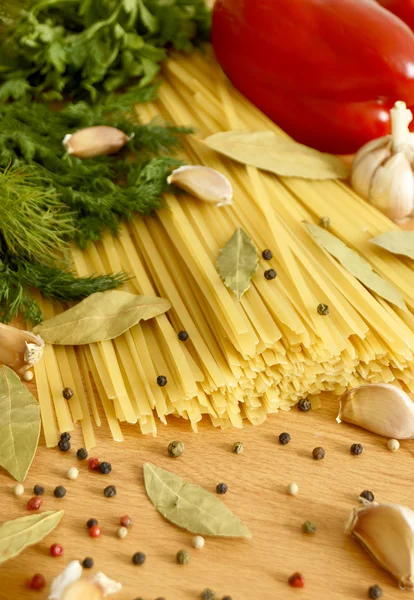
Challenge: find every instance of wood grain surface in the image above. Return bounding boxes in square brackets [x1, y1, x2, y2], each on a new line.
[0, 394, 412, 600]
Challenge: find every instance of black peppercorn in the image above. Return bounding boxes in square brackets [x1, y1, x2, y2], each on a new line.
[216, 482, 228, 494]
[54, 485, 66, 498]
[368, 584, 383, 599]
[104, 485, 116, 497]
[99, 461, 112, 475]
[33, 485, 44, 496]
[279, 432, 291, 445]
[222, 597, 233, 600]
[360, 490, 374, 503]
[350, 443, 363, 455]
[62, 387, 74, 400]
[262, 249, 273, 260]
[312, 447, 325, 460]
[157, 375, 167, 387]
[77, 448, 88, 460]
[178, 330, 189, 341]
[298, 398, 311, 412]
[264, 268, 277, 280]
[87, 518, 98, 529]
[155, 598, 166, 600]
[82, 557, 94, 569]
[317, 303, 329, 316]
[60, 432, 71, 441]
[58, 439, 71, 452]
[132, 552, 146, 565]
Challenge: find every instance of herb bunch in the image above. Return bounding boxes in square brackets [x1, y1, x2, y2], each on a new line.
[0, 0, 211, 102]
[0, 90, 191, 323]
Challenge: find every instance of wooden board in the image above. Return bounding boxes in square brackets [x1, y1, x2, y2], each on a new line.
[0, 394, 411, 600]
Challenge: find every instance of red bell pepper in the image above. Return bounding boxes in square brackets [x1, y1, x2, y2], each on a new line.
[212, 0, 414, 154]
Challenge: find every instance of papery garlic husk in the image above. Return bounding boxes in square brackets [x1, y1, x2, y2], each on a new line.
[351, 101, 414, 221]
[49, 561, 122, 600]
[63, 126, 130, 159]
[346, 502, 414, 589]
[337, 383, 414, 439]
[0, 323, 44, 377]
[167, 165, 233, 206]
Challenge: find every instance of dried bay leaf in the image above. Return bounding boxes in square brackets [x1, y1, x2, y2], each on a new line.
[371, 231, 414, 260]
[33, 290, 171, 345]
[204, 131, 349, 180]
[305, 222, 405, 309]
[216, 228, 258, 300]
[0, 510, 63, 564]
[143, 463, 251, 538]
[0, 366, 40, 482]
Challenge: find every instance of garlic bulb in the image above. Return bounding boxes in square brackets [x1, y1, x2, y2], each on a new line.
[0, 323, 44, 377]
[63, 126, 130, 159]
[167, 165, 233, 206]
[49, 561, 122, 600]
[346, 502, 414, 589]
[351, 101, 414, 221]
[337, 383, 414, 439]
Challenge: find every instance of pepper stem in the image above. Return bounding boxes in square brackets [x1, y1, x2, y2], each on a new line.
[391, 101, 413, 153]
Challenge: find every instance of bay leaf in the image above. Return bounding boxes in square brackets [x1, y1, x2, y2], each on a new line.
[143, 463, 251, 538]
[32, 290, 171, 345]
[216, 228, 258, 300]
[0, 366, 40, 482]
[371, 231, 414, 260]
[0, 510, 63, 565]
[204, 131, 349, 180]
[304, 221, 405, 309]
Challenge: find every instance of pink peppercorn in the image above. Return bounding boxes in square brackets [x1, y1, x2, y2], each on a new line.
[88, 457, 100, 470]
[89, 524, 101, 538]
[50, 543, 64, 557]
[120, 515, 132, 527]
[26, 574, 46, 590]
[27, 497, 42, 511]
[288, 572, 305, 588]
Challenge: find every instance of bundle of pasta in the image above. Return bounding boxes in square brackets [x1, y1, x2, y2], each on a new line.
[34, 48, 414, 448]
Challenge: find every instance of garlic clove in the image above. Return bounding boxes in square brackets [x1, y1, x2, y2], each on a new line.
[369, 152, 414, 220]
[346, 502, 414, 589]
[337, 383, 414, 439]
[351, 144, 391, 200]
[167, 165, 233, 206]
[0, 323, 44, 377]
[352, 135, 391, 171]
[50, 561, 122, 600]
[63, 126, 130, 159]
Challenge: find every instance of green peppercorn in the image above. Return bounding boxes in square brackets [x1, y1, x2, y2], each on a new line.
[302, 521, 316, 534]
[312, 447, 325, 460]
[104, 485, 116, 498]
[368, 584, 383, 599]
[264, 268, 277, 280]
[62, 387, 74, 400]
[350, 443, 363, 455]
[168, 441, 184, 458]
[279, 432, 291, 445]
[178, 330, 189, 341]
[262, 249, 273, 260]
[232, 442, 243, 454]
[319, 216, 330, 229]
[317, 303, 329, 316]
[298, 398, 311, 412]
[176, 549, 190, 565]
[201, 588, 216, 600]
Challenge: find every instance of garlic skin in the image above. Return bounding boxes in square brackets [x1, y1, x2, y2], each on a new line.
[63, 126, 130, 159]
[167, 165, 233, 206]
[49, 560, 122, 600]
[0, 323, 44, 377]
[337, 383, 414, 439]
[351, 101, 414, 221]
[346, 502, 414, 590]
